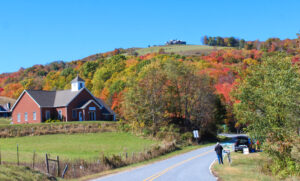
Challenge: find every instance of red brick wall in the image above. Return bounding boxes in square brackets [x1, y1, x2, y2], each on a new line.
[12, 92, 41, 124]
[40, 107, 67, 122]
[67, 89, 101, 121]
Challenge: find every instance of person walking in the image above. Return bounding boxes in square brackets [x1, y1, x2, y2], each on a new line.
[215, 142, 224, 164]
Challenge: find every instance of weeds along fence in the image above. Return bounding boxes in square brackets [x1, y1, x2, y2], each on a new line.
[0, 142, 177, 179]
[0, 122, 118, 138]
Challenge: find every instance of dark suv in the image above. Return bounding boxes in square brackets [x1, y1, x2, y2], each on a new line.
[234, 136, 250, 152]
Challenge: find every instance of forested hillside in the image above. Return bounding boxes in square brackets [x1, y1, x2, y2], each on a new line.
[0, 36, 300, 133]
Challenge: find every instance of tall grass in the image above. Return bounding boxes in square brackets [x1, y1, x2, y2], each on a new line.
[0, 121, 117, 138]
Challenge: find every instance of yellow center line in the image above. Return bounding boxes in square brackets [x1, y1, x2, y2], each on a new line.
[143, 150, 213, 181]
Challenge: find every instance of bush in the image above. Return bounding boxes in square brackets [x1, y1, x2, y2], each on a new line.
[45, 119, 61, 123]
[180, 132, 193, 141]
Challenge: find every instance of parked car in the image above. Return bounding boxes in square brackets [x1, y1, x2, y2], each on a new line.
[233, 136, 250, 152]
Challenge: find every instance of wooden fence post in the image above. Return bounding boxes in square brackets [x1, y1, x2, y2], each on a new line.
[32, 150, 36, 169]
[0, 145, 2, 165]
[17, 144, 19, 166]
[45, 154, 49, 174]
[72, 164, 76, 178]
[57, 156, 60, 176]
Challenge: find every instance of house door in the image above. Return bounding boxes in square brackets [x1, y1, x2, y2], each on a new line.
[88, 112, 96, 120]
[79, 112, 83, 121]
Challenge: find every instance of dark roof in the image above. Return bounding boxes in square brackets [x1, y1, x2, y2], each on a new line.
[95, 98, 116, 115]
[71, 75, 85, 83]
[12, 88, 116, 117]
[0, 105, 10, 112]
[26, 89, 81, 107]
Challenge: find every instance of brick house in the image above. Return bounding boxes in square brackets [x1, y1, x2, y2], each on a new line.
[11, 76, 116, 124]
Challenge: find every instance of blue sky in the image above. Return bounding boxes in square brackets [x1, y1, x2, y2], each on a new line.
[0, 0, 299, 73]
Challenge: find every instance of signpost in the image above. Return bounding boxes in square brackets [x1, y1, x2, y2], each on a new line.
[243, 147, 249, 154]
[193, 130, 199, 143]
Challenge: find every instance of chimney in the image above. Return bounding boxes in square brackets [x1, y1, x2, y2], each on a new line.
[7, 102, 11, 110]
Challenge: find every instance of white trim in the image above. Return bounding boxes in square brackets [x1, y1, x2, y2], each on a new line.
[33, 112, 36, 121]
[10, 90, 26, 111]
[80, 100, 103, 110]
[84, 88, 116, 116]
[17, 113, 21, 122]
[10, 90, 41, 111]
[24, 112, 28, 122]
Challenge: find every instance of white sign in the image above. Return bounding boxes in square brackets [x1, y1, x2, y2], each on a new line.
[243, 148, 249, 154]
[193, 130, 199, 138]
[89, 107, 96, 111]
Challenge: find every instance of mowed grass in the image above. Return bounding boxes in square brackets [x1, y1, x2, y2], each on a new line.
[213, 152, 299, 181]
[136, 45, 224, 56]
[0, 132, 159, 163]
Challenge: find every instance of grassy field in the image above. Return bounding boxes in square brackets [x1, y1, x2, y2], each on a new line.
[0, 165, 51, 181]
[136, 45, 225, 56]
[0, 132, 159, 163]
[212, 152, 299, 181]
[0, 96, 16, 105]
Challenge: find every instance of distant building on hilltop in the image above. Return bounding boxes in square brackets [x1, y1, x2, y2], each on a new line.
[0, 103, 11, 118]
[165, 39, 186, 45]
[11, 75, 116, 124]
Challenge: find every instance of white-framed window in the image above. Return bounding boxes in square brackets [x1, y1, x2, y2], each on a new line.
[72, 110, 77, 119]
[25, 112, 28, 122]
[46, 111, 51, 120]
[58, 110, 62, 120]
[17, 113, 21, 122]
[33, 112, 36, 120]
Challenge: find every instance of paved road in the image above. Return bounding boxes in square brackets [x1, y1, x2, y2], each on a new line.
[93, 145, 217, 181]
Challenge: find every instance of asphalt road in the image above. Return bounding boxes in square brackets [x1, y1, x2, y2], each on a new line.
[93, 145, 217, 181]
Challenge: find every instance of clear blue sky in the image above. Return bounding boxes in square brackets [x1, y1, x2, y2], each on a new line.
[0, 0, 299, 73]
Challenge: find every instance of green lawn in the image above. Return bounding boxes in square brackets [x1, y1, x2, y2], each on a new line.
[136, 45, 224, 55]
[212, 152, 299, 181]
[0, 132, 159, 163]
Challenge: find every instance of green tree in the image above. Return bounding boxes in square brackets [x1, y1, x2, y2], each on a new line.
[80, 61, 99, 79]
[233, 54, 300, 176]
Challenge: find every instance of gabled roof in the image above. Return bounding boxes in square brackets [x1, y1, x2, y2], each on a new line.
[80, 100, 103, 109]
[95, 98, 116, 115]
[0, 105, 10, 112]
[71, 75, 85, 83]
[11, 88, 116, 117]
[11, 88, 84, 110]
[26, 89, 82, 107]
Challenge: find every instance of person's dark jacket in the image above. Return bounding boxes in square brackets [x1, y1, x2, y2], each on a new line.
[215, 144, 223, 155]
